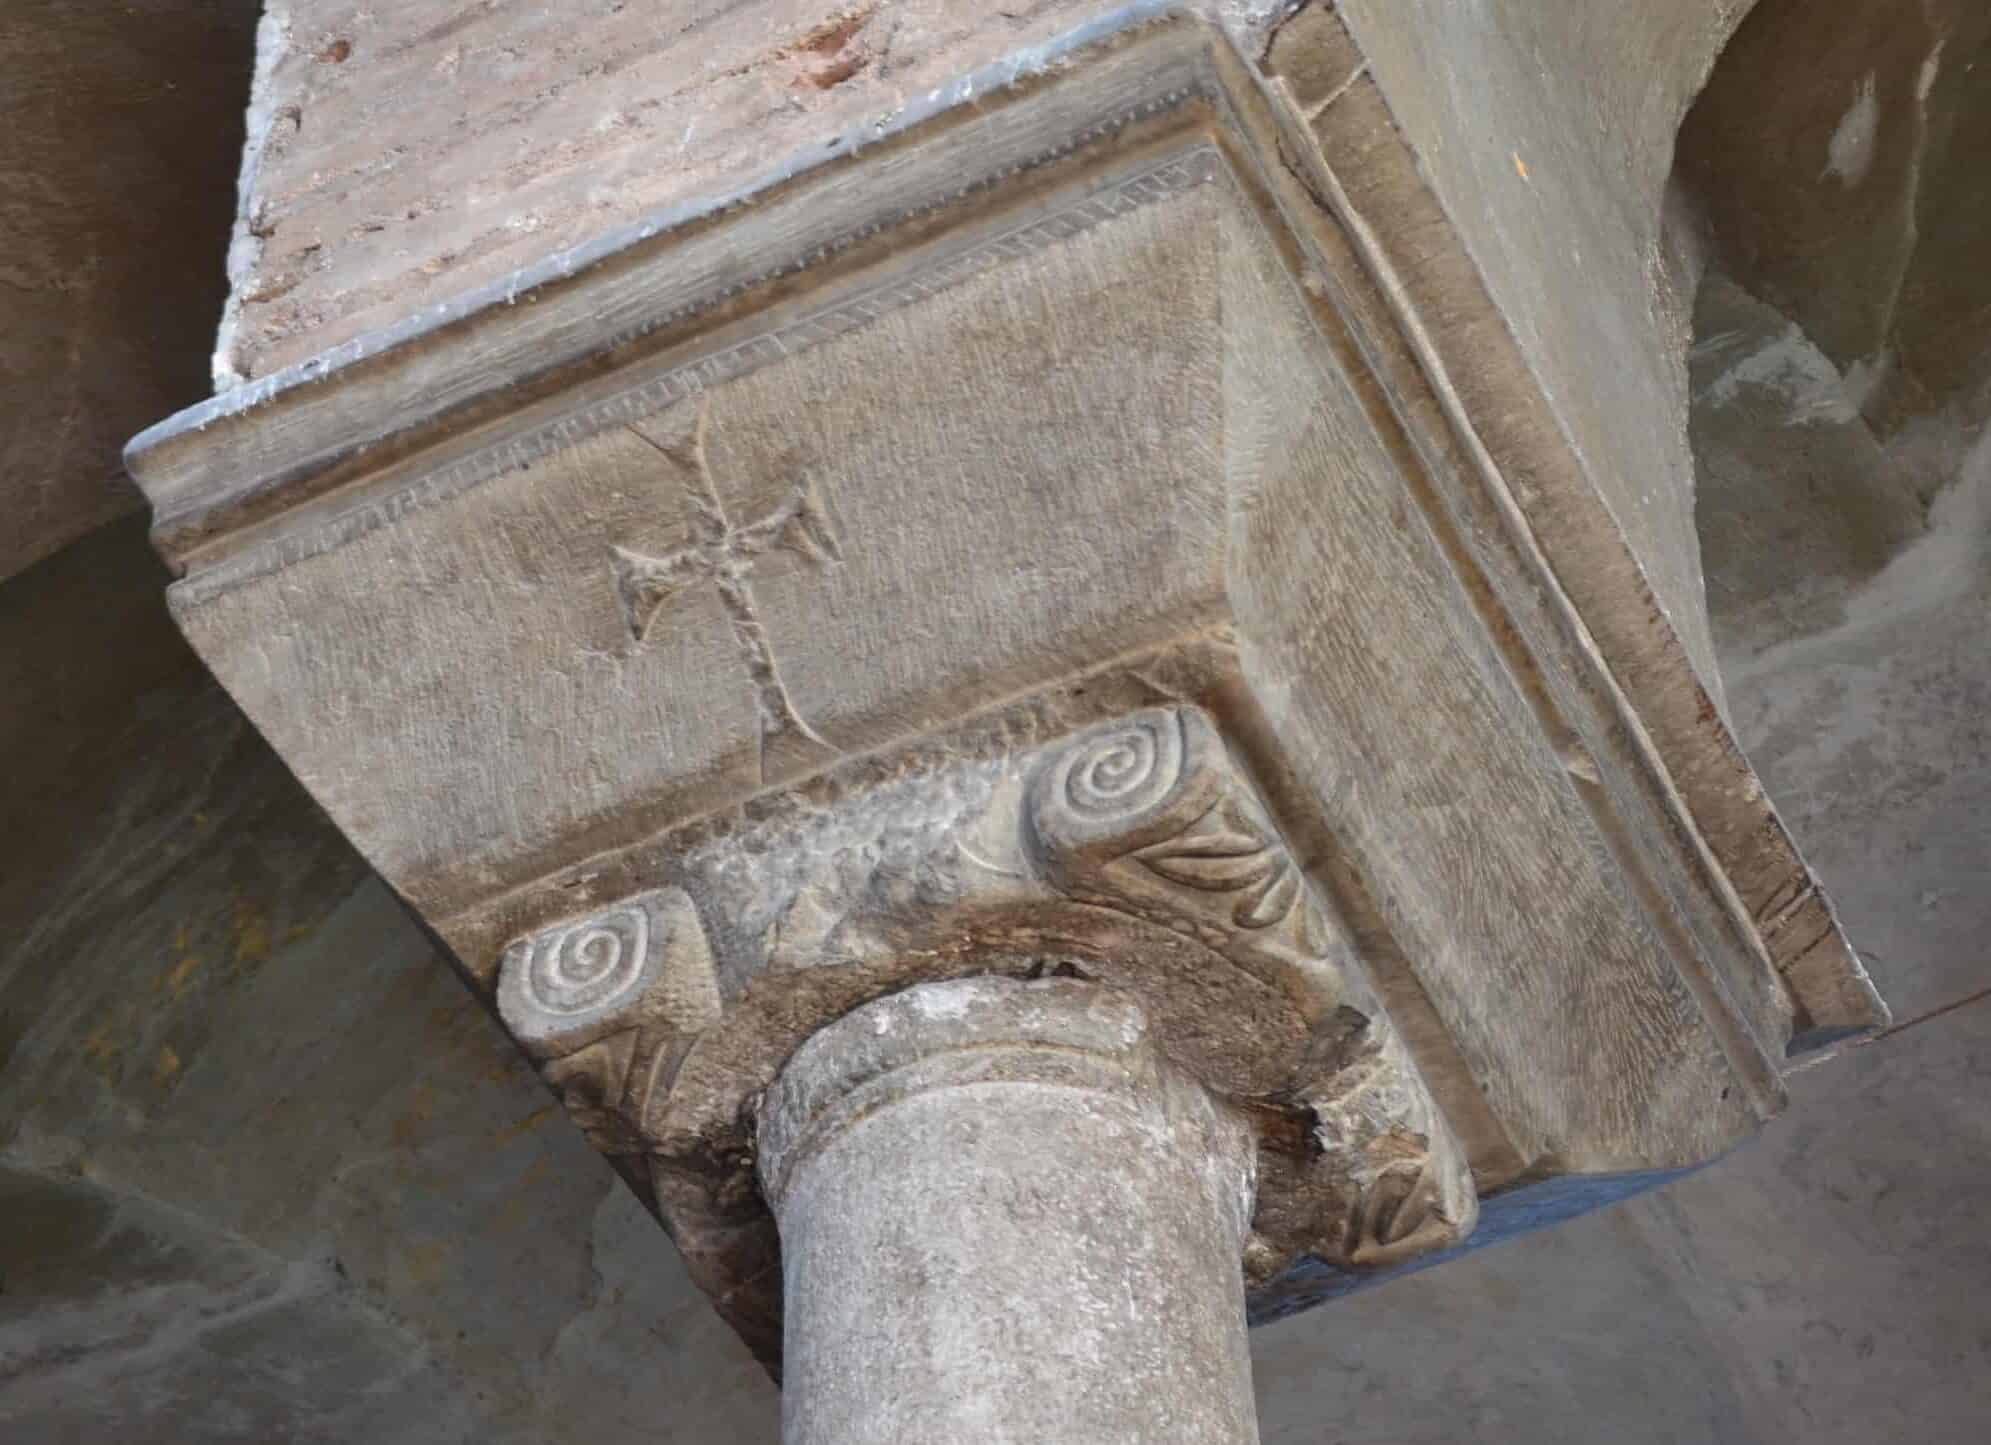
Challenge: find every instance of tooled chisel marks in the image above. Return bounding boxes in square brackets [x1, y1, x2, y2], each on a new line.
[612, 399, 841, 778]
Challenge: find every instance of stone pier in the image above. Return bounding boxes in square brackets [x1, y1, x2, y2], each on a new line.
[119, 2, 1889, 1438]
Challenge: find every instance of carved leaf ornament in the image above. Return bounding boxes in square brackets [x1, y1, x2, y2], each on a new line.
[1139, 811, 1304, 932]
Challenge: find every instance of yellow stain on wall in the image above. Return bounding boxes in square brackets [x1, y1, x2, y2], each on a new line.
[162, 953, 202, 998]
[391, 1083, 437, 1148]
[81, 1025, 121, 1081]
[493, 1102, 558, 1148]
[230, 900, 272, 968]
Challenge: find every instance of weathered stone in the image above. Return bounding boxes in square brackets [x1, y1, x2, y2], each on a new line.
[760, 977, 1259, 1442]
[210, 0, 1298, 386]
[124, 5, 1885, 1378]
[1242, 1001, 1991, 1445]
[493, 702, 1473, 1362]
[1315, 0, 1745, 698]
[6, 0, 1987, 1436]
[6, 517, 1985, 1442]
[1255, 2, 1882, 1048]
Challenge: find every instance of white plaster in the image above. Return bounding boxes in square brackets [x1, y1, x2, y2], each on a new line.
[1916, 38, 1946, 103]
[212, 2, 294, 392]
[1693, 321, 1857, 424]
[1839, 350, 1893, 413]
[1821, 71, 1879, 187]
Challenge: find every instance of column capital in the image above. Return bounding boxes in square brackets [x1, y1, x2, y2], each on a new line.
[492, 700, 1477, 1367]
[125, 1, 1884, 1380]
[756, 977, 1249, 1218]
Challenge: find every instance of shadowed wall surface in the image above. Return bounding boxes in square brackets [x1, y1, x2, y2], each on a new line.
[0, 0, 259, 584]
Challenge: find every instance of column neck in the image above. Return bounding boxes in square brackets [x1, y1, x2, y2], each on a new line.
[758, 976, 1261, 1445]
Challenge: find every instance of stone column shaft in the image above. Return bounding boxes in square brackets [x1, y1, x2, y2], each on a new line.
[758, 977, 1261, 1445]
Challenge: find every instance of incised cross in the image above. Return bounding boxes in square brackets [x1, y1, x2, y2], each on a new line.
[611, 400, 841, 767]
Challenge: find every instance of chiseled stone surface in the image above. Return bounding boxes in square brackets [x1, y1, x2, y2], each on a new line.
[1248, 9, 1991, 1428]
[1330, 0, 1742, 694]
[484, 698, 1475, 1367]
[761, 979, 1259, 1444]
[212, 0, 1293, 385]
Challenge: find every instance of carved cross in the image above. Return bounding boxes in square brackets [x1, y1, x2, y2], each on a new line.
[611, 401, 841, 766]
